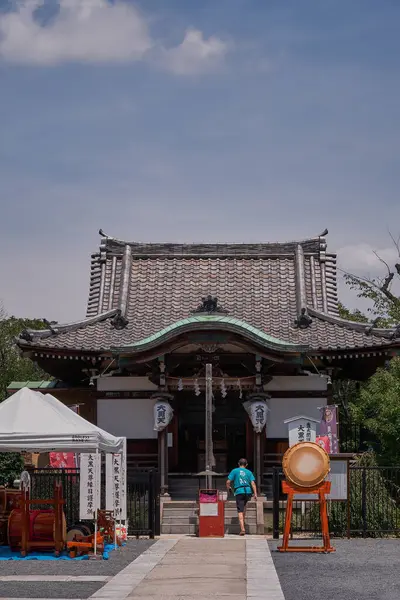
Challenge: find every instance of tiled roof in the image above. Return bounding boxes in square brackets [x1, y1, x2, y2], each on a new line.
[7, 381, 59, 390]
[17, 231, 399, 353]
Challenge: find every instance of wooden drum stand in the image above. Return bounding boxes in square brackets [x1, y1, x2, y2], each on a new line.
[278, 441, 335, 553]
[277, 480, 335, 553]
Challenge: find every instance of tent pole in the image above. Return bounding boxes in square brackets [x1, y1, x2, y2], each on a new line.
[114, 452, 117, 549]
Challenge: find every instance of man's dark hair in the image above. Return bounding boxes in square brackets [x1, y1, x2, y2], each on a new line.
[238, 458, 248, 467]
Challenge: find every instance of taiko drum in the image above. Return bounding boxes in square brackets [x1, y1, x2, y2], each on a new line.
[282, 441, 330, 488]
[8, 509, 67, 550]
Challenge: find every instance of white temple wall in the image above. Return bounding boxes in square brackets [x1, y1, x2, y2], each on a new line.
[97, 398, 158, 439]
[265, 376, 327, 438]
[96, 375, 328, 440]
[97, 376, 158, 391]
[266, 397, 324, 438]
[264, 375, 328, 392]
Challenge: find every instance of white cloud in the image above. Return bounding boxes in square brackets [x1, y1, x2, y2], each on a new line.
[0, 0, 152, 65]
[337, 243, 399, 277]
[157, 28, 228, 75]
[0, 1, 228, 73]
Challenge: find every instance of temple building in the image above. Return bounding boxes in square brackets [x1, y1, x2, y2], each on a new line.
[13, 229, 400, 496]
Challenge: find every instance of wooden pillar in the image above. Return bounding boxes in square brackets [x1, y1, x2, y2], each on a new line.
[158, 429, 169, 496]
[205, 363, 213, 488]
[254, 432, 262, 493]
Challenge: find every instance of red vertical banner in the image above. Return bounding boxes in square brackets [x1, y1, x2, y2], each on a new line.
[319, 406, 339, 454]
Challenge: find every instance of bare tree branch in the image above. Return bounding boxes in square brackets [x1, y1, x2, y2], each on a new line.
[338, 266, 400, 307]
[372, 250, 392, 278]
[388, 229, 400, 259]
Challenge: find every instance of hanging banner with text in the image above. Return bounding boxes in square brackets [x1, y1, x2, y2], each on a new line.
[79, 453, 101, 520]
[153, 400, 174, 432]
[319, 406, 339, 454]
[106, 452, 127, 520]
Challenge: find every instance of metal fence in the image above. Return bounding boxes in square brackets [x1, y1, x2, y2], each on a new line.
[29, 468, 160, 538]
[126, 470, 160, 538]
[338, 419, 373, 454]
[30, 468, 79, 528]
[270, 466, 400, 539]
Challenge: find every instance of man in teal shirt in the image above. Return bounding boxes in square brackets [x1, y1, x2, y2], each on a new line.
[227, 458, 257, 536]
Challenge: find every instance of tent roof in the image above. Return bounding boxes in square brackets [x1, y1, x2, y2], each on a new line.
[0, 387, 124, 453]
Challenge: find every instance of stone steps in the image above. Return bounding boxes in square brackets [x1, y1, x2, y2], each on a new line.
[161, 500, 258, 535]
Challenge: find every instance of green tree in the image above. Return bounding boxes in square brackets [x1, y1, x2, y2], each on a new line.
[350, 357, 400, 466]
[0, 303, 51, 485]
[342, 233, 400, 327]
[338, 302, 369, 323]
[0, 302, 50, 401]
[0, 453, 24, 487]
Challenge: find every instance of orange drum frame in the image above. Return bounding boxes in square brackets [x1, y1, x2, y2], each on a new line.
[278, 442, 335, 553]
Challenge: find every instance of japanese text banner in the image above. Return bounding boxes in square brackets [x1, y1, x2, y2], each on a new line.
[79, 452, 101, 520]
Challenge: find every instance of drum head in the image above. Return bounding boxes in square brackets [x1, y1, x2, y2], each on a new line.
[282, 442, 330, 488]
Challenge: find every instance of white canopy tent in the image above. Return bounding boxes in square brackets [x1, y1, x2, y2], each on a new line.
[0, 387, 124, 453]
[0, 387, 126, 552]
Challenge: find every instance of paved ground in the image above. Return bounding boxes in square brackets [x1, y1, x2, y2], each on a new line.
[0, 539, 154, 599]
[91, 536, 279, 600]
[0, 536, 280, 599]
[0, 536, 399, 599]
[269, 538, 400, 600]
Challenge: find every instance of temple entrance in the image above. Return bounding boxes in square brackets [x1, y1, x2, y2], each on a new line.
[174, 391, 247, 474]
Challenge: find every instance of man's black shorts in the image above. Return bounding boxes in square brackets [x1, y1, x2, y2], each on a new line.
[236, 494, 252, 513]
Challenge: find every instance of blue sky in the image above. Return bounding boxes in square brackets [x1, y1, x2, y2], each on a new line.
[0, 0, 399, 321]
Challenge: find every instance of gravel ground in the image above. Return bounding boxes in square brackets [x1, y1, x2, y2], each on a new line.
[0, 580, 103, 598]
[269, 538, 400, 600]
[0, 539, 155, 576]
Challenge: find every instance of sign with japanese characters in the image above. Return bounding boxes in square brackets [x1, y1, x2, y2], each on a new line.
[106, 451, 127, 520]
[153, 400, 174, 432]
[285, 416, 318, 447]
[243, 400, 269, 433]
[79, 453, 101, 520]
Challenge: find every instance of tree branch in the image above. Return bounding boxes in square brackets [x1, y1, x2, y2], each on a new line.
[388, 229, 400, 259]
[373, 250, 392, 278]
[339, 267, 400, 307]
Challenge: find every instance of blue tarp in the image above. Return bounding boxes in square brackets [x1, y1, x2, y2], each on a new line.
[0, 542, 120, 560]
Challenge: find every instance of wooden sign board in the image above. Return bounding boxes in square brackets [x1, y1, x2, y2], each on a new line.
[294, 459, 348, 501]
[284, 416, 319, 447]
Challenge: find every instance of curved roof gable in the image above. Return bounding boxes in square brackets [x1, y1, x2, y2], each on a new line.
[111, 314, 309, 355]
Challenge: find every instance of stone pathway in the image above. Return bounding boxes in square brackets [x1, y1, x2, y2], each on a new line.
[89, 536, 285, 600]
